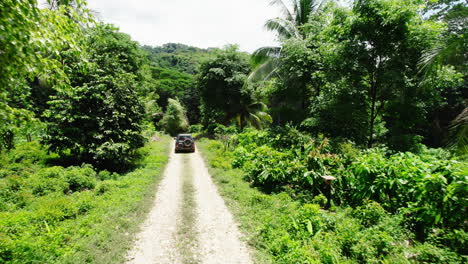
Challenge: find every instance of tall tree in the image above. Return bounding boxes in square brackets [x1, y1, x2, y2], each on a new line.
[44, 25, 145, 170]
[342, 0, 439, 148]
[197, 45, 251, 126]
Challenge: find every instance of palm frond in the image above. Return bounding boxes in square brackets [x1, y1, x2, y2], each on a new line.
[265, 18, 301, 40]
[296, 0, 310, 25]
[248, 57, 281, 82]
[294, 0, 328, 26]
[248, 113, 263, 129]
[257, 111, 273, 124]
[251, 46, 281, 65]
[269, 0, 293, 21]
[449, 107, 468, 155]
[253, 0, 328, 84]
[248, 101, 268, 112]
[419, 35, 466, 76]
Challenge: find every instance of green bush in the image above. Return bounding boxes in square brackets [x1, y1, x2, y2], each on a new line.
[352, 201, 387, 227]
[160, 98, 189, 136]
[7, 142, 48, 165]
[234, 133, 342, 195]
[188, 124, 203, 133]
[408, 243, 462, 263]
[231, 129, 467, 243]
[343, 149, 467, 239]
[62, 166, 97, 193]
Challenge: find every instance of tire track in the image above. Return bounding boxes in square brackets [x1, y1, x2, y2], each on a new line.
[125, 147, 183, 264]
[191, 150, 252, 264]
[125, 145, 252, 264]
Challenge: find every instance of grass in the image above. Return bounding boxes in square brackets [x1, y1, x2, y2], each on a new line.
[196, 139, 275, 263]
[176, 154, 199, 264]
[196, 138, 464, 264]
[0, 135, 172, 264]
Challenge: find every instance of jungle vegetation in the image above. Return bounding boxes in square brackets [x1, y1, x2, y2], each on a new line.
[0, 0, 466, 262]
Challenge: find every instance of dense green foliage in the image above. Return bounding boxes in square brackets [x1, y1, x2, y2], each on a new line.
[199, 139, 465, 263]
[44, 25, 147, 170]
[0, 0, 91, 150]
[146, 67, 201, 124]
[0, 137, 170, 263]
[229, 128, 467, 249]
[140, 43, 216, 125]
[252, 0, 466, 152]
[197, 46, 252, 125]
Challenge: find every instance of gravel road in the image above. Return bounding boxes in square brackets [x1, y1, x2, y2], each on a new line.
[125, 145, 252, 264]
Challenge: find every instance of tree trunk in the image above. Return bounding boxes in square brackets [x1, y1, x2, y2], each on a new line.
[368, 74, 377, 148]
[239, 114, 244, 131]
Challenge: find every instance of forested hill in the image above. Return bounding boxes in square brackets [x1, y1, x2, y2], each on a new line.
[141, 43, 215, 124]
[142, 43, 214, 75]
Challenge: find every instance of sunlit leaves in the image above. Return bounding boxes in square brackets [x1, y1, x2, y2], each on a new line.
[0, 0, 93, 144]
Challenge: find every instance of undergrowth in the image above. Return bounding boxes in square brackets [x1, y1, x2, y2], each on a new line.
[197, 138, 465, 263]
[0, 135, 171, 263]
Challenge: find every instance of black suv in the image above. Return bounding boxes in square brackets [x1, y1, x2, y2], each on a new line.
[175, 134, 195, 153]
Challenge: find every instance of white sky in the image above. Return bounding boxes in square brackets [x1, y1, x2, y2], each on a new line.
[75, 0, 282, 53]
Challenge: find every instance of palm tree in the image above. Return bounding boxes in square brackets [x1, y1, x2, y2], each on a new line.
[419, 3, 467, 155]
[419, 3, 467, 75]
[250, 0, 327, 81]
[419, 34, 466, 75]
[449, 106, 468, 156]
[233, 95, 272, 130]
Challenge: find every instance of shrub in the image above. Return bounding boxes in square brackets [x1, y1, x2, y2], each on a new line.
[241, 145, 294, 191]
[0, 137, 171, 263]
[408, 243, 462, 263]
[160, 98, 189, 136]
[62, 166, 97, 193]
[188, 124, 203, 133]
[201, 140, 233, 169]
[7, 142, 48, 165]
[352, 201, 387, 227]
[344, 150, 467, 238]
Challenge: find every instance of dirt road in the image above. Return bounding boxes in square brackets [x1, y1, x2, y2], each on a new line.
[125, 145, 252, 264]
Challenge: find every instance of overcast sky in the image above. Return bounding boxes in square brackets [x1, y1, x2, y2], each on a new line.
[71, 0, 282, 53]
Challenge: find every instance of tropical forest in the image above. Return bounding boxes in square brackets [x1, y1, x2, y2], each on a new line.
[0, 0, 466, 263]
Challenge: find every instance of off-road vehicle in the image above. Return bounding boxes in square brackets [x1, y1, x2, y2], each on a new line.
[174, 134, 195, 153]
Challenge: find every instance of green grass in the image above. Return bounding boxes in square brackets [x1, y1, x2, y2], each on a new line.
[177, 154, 199, 264]
[0, 135, 171, 263]
[196, 139, 464, 264]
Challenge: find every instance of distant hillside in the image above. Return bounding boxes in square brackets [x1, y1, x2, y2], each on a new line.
[142, 43, 214, 75]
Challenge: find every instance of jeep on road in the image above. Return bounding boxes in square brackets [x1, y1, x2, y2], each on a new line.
[174, 134, 195, 153]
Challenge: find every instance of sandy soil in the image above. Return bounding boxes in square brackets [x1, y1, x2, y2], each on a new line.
[125, 145, 252, 264]
[191, 149, 252, 264]
[125, 147, 183, 264]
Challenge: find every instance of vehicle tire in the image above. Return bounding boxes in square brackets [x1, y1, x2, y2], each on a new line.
[184, 139, 193, 147]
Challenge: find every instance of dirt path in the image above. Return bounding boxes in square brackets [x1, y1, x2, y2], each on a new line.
[125, 145, 252, 264]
